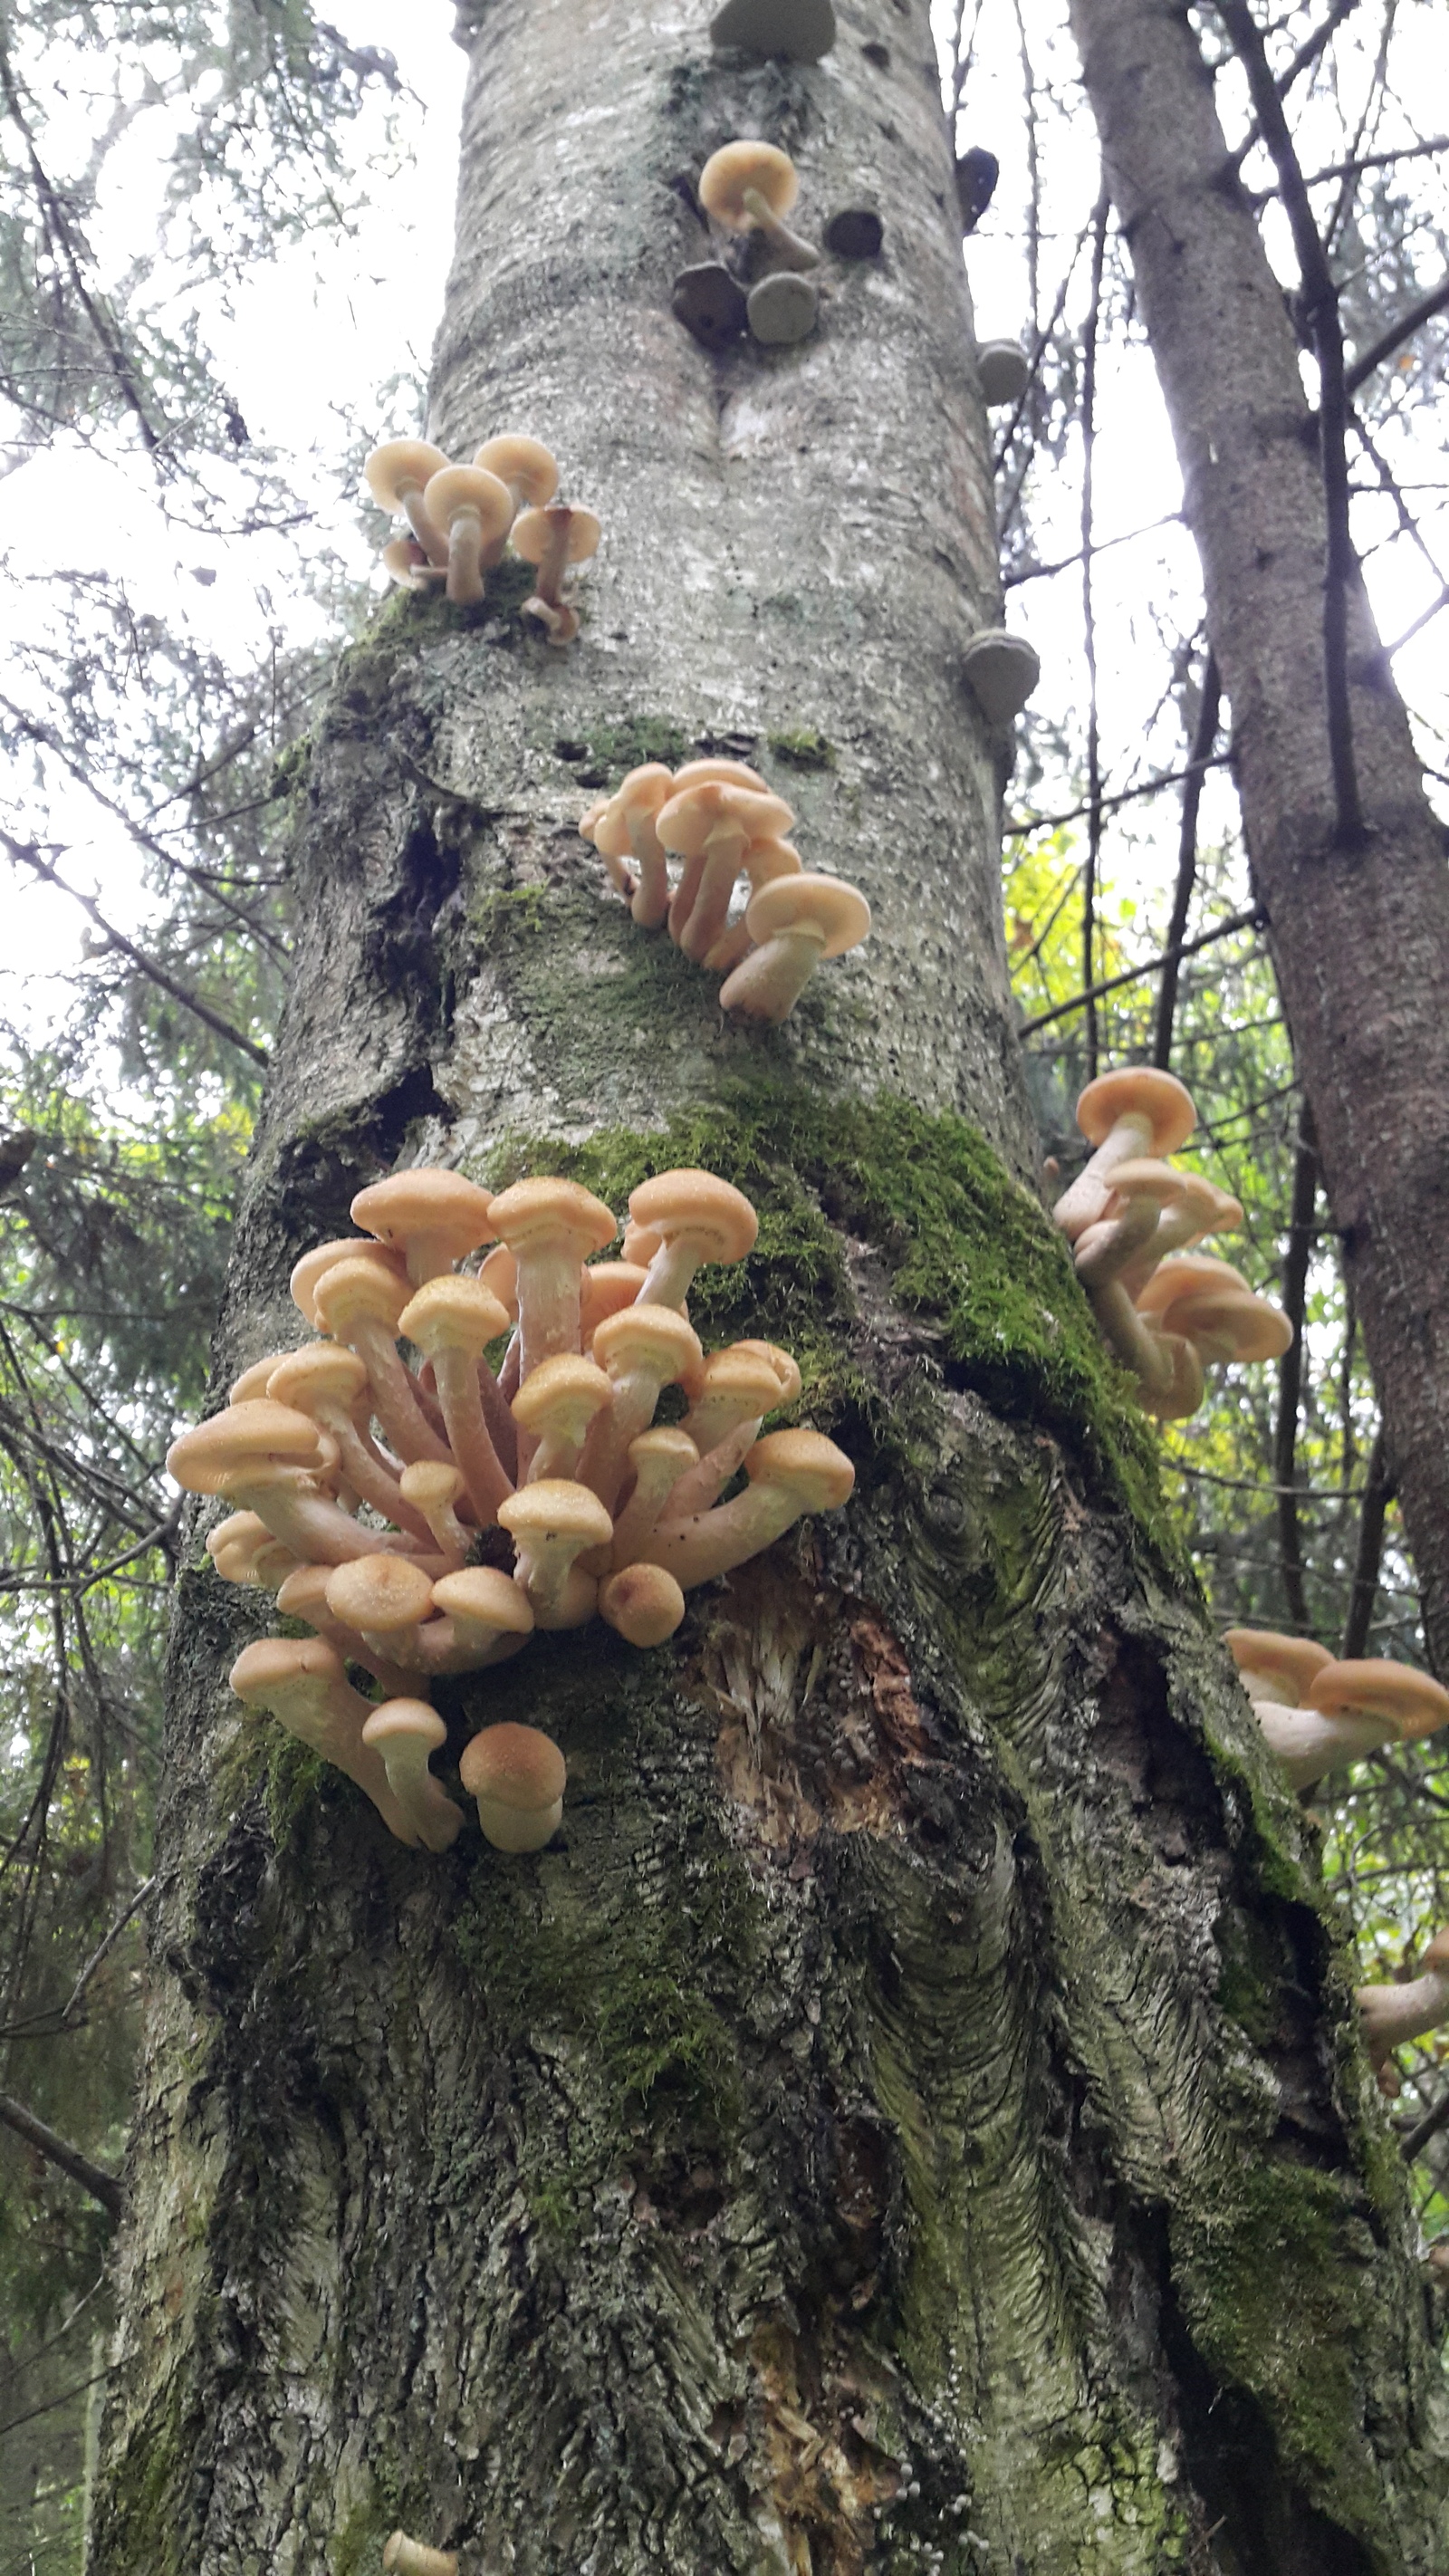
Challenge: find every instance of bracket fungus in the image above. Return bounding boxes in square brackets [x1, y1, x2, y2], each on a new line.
[747, 271, 820, 347]
[1050, 1068, 1291, 1425]
[1358, 1930, 1449, 2096]
[962, 628, 1041, 724]
[976, 339, 1031, 406]
[672, 262, 749, 352]
[178, 1166, 851, 1856]
[823, 207, 884, 261]
[709, 0, 836, 60]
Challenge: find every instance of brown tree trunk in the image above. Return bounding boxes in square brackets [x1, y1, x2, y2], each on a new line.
[89, 4, 1448, 2570]
[1070, 0, 1449, 1674]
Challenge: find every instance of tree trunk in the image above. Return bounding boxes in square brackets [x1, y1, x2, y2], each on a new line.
[1069, 0, 1449, 1677]
[90, 4, 1448, 2569]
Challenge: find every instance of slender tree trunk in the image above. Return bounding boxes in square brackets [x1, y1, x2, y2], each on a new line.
[1070, 0, 1449, 1677]
[91, 5, 1448, 2570]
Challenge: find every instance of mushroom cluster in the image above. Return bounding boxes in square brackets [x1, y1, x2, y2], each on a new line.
[580, 754, 869, 1023]
[364, 434, 600, 642]
[168, 1167, 854, 1856]
[1051, 1065, 1291, 1419]
[1226, 1629, 1449, 1790]
[674, 139, 881, 352]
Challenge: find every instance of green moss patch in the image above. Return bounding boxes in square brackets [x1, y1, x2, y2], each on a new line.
[483, 1083, 1181, 1572]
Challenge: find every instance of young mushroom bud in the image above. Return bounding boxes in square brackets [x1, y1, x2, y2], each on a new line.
[360, 1700, 465, 1853]
[626, 1170, 759, 1311]
[428, 1566, 535, 1669]
[699, 141, 820, 273]
[363, 438, 451, 567]
[710, 0, 837, 60]
[510, 504, 601, 645]
[420, 464, 513, 605]
[961, 629, 1041, 724]
[383, 2538, 457, 2576]
[229, 1637, 413, 1842]
[599, 1562, 687, 1648]
[458, 1722, 567, 1852]
[720, 872, 871, 1023]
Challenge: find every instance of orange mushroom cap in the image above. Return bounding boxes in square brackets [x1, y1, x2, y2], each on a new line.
[1306, 1659, 1449, 1742]
[1075, 1067, 1196, 1156]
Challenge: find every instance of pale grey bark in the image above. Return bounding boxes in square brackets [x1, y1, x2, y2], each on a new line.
[89, 5, 1449, 2571]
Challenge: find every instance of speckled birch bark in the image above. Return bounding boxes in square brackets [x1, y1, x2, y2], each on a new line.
[1069, 0, 1449, 1678]
[90, 4, 1448, 2571]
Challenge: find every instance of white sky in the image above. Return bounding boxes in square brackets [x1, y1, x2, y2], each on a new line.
[0, 1, 1442, 1024]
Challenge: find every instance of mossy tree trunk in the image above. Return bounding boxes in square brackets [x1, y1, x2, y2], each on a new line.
[90, 4, 1447, 2570]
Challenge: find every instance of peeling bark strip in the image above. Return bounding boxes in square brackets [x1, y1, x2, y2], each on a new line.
[91, 3, 1449, 2570]
[1069, 0, 1449, 1678]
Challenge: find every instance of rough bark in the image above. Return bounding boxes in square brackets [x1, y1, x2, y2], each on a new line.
[91, 3, 1448, 2570]
[1069, 0, 1449, 1675]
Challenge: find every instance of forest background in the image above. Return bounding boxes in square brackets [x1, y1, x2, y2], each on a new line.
[0, 0, 1444, 2565]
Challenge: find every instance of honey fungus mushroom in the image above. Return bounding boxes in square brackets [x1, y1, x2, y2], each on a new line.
[720, 872, 871, 1023]
[459, 1722, 567, 1852]
[1358, 1930, 1449, 2096]
[363, 438, 450, 567]
[699, 140, 820, 274]
[511, 503, 601, 645]
[420, 462, 513, 604]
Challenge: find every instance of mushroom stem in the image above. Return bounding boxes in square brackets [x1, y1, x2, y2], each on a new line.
[360, 1701, 465, 1853]
[341, 1312, 455, 1469]
[741, 183, 820, 270]
[674, 822, 752, 964]
[400, 486, 448, 568]
[477, 1355, 518, 1481]
[235, 1471, 435, 1570]
[430, 1347, 514, 1523]
[662, 1417, 762, 1521]
[1051, 1110, 1159, 1241]
[443, 506, 486, 605]
[1252, 1703, 1391, 1790]
[717, 920, 827, 1022]
[383, 2533, 458, 2576]
[229, 1640, 415, 1843]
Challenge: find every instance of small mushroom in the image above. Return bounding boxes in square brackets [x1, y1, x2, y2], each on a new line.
[976, 340, 1031, 406]
[383, 2538, 457, 2576]
[823, 207, 884, 260]
[747, 272, 820, 346]
[667, 1345, 785, 1516]
[363, 439, 451, 567]
[360, 1700, 465, 1853]
[290, 1235, 408, 1328]
[719, 871, 871, 1022]
[397, 1274, 514, 1523]
[266, 1343, 433, 1540]
[420, 463, 514, 605]
[577, 1303, 703, 1513]
[398, 1461, 473, 1568]
[962, 629, 1041, 724]
[510, 504, 601, 645]
[1051, 1068, 1198, 1241]
[350, 1168, 497, 1288]
[512, 1352, 614, 1482]
[168, 1400, 413, 1570]
[586, 764, 677, 928]
[458, 1721, 567, 1852]
[1358, 1930, 1449, 2096]
[710, 0, 836, 60]
[275, 1563, 417, 1698]
[487, 1177, 618, 1380]
[498, 1477, 614, 1626]
[625, 1171, 759, 1314]
[608, 1427, 700, 1569]
[599, 1562, 687, 1647]
[640, 1427, 854, 1590]
[656, 778, 795, 962]
[205, 1510, 298, 1591]
[580, 1262, 650, 1344]
[229, 1637, 413, 1841]
[672, 262, 749, 352]
[228, 1352, 293, 1405]
[312, 1256, 453, 1470]
[325, 1554, 439, 1673]
[429, 1566, 535, 1668]
[698, 141, 820, 274]
[472, 433, 558, 530]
